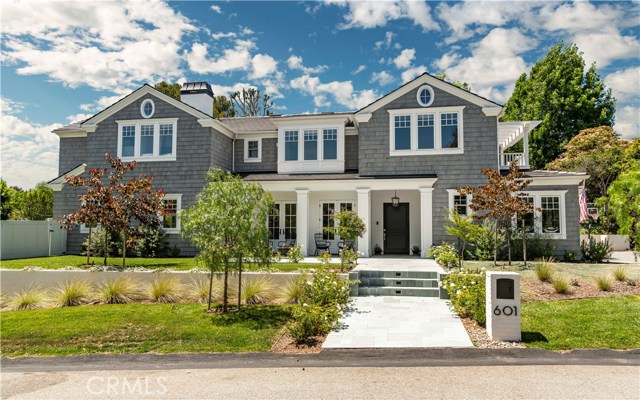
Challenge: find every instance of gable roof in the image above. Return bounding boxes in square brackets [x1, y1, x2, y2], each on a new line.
[46, 163, 86, 191]
[355, 72, 503, 117]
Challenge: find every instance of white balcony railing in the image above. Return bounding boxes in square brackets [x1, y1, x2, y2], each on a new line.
[500, 152, 527, 168]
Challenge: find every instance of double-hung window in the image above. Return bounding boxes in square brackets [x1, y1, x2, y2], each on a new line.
[161, 194, 182, 233]
[304, 130, 318, 160]
[323, 129, 338, 160]
[389, 106, 464, 155]
[448, 190, 472, 216]
[514, 192, 566, 239]
[243, 138, 262, 162]
[285, 130, 298, 161]
[541, 196, 561, 234]
[117, 118, 177, 161]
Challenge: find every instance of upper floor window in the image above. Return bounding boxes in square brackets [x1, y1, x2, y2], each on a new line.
[323, 129, 337, 160]
[277, 124, 345, 174]
[304, 130, 318, 160]
[416, 85, 435, 107]
[243, 138, 262, 162]
[117, 118, 177, 162]
[140, 99, 155, 118]
[285, 130, 298, 161]
[388, 106, 464, 156]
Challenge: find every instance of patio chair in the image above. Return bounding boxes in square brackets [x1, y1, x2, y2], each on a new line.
[338, 240, 355, 251]
[314, 233, 331, 255]
[277, 239, 296, 255]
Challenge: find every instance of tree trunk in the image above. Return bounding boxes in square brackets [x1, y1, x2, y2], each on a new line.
[237, 257, 242, 310]
[103, 229, 108, 266]
[493, 221, 498, 267]
[522, 218, 527, 268]
[87, 226, 92, 266]
[506, 225, 512, 266]
[122, 230, 126, 268]
[207, 268, 214, 311]
[340, 239, 346, 272]
[458, 238, 463, 269]
[222, 262, 229, 313]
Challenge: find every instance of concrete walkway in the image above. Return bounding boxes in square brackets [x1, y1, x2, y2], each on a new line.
[610, 251, 639, 264]
[323, 296, 473, 349]
[354, 255, 444, 272]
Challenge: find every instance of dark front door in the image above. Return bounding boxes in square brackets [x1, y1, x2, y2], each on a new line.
[383, 203, 410, 254]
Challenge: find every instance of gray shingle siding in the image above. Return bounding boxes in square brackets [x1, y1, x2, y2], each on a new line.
[233, 137, 278, 172]
[58, 137, 87, 175]
[345, 135, 358, 171]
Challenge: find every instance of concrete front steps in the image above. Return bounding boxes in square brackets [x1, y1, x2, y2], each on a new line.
[350, 269, 445, 298]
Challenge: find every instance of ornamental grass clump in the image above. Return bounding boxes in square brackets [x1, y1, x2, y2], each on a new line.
[287, 268, 356, 342]
[534, 260, 554, 283]
[552, 275, 571, 294]
[55, 280, 92, 307]
[279, 276, 306, 304]
[9, 286, 45, 310]
[595, 276, 613, 292]
[147, 275, 182, 303]
[99, 276, 140, 304]
[612, 266, 628, 282]
[440, 269, 486, 325]
[242, 277, 274, 305]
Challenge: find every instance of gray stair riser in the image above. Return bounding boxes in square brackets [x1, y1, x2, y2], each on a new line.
[359, 278, 439, 288]
[358, 271, 438, 280]
[358, 286, 440, 297]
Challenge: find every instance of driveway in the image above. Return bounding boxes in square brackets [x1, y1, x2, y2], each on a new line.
[323, 296, 473, 348]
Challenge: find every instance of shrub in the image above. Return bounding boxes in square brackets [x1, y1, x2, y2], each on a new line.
[373, 243, 382, 255]
[564, 251, 577, 262]
[287, 268, 356, 342]
[82, 227, 121, 258]
[99, 276, 140, 304]
[534, 262, 554, 283]
[428, 243, 459, 268]
[287, 244, 303, 263]
[612, 266, 628, 282]
[147, 275, 182, 303]
[55, 280, 92, 307]
[134, 226, 169, 257]
[317, 251, 333, 265]
[339, 248, 358, 267]
[552, 275, 570, 294]
[581, 238, 613, 263]
[9, 287, 44, 310]
[595, 276, 613, 291]
[242, 277, 274, 305]
[440, 269, 486, 325]
[472, 220, 505, 261]
[279, 276, 306, 304]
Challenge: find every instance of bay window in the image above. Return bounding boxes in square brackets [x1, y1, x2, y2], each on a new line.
[117, 118, 177, 161]
[389, 106, 464, 155]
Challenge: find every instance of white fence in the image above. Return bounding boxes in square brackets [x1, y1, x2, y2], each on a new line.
[0, 220, 67, 260]
[580, 234, 630, 251]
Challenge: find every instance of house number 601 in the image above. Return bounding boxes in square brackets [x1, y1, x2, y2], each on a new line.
[493, 305, 518, 316]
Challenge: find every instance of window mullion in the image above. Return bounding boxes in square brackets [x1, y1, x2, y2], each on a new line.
[435, 112, 441, 150]
[134, 124, 141, 157]
[411, 114, 417, 150]
[154, 123, 159, 157]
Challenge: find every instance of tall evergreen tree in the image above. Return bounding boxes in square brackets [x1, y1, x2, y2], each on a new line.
[502, 42, 615, 169]
[154, 81, 181, 100]
[212, 95, 236, 118]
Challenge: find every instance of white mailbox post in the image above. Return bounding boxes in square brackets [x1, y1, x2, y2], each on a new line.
[486, 271, 521, 341]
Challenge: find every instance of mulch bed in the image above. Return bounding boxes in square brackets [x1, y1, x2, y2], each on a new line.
[522, 278, 640, 302]
[270, 330, 326, 354]
[460, 317, 525, 349]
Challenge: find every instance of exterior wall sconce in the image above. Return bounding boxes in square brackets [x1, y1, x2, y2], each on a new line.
[391, 190, 400, 207]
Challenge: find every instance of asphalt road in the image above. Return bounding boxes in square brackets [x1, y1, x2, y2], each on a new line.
[2, 349, 640, 399]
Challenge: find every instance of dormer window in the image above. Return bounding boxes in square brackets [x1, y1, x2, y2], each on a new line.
[140, 99, 155, 118]
[277, 123, 345, 174]
[417, 85, 435, 107]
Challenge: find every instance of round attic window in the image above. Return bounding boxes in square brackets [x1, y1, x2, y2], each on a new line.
[417, 85, 434, 107]
[141, 99, 155, 118]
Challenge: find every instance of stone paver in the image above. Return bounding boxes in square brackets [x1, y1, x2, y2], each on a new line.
[323, 296, 473, 349]
[354, 256, 444, 272]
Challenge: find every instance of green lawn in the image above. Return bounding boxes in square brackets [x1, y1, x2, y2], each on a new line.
[464, 260, 640, 280]
[522, 295, 640, 350]
[0, 255, 334, 272]
[1, 303, 291, 357]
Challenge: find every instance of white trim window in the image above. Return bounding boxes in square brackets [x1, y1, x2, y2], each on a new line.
[323, 128, 338, 160]
[304, 130, 318, 161]
[277, 124, 345, 173]
[447, 190, 472, 216]
[244, 138, 262, 162]
[389, 106, 465, 156]
[284, 130, 298, 161]
[162, 194, 182, 233]
[140, 99, 155, 118]
[117, 118, 177, 162]
[515, 191, 567, 239]
[416, 85, 435, 107]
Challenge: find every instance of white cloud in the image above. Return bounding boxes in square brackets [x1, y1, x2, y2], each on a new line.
[290, 74, 379, 110]
[1, 0, 196, 93]
[1, 103, 61, 189]
[393, 49, 416, 69]
[287, 55, 328, 74]
[539, 1, 630, 33]
[210, 4, 222, 14]
[614, 105, 640, 140]
[250, 54, 278, 79]
[605, 67, 640, 103]
[401, 66, 427, 83]
[435, 28, 534, 100]
[211, 31, 237, 40]
[80, 94, 127, 113]
[375, 31, 396, 50]
[573, 29, 640, 68]
[65, 113, 93, 124]
[327, 0, 439, 31]
[352, 65, 367, 75]
[186, 39, 255, 74]
[370, 71, 396, 86]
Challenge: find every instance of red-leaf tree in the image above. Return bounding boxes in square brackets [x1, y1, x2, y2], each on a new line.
[60, 154, 165, 266]
[459, 161, 534, 266]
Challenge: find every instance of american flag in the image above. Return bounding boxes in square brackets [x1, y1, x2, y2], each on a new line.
[579, 185, 589, 223]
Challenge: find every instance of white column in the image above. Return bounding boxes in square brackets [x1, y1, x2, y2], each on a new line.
[419, 187, 434, 258]
[356, 188, 371, 257]
[523, 128, 530, 167]
[296, 189, 309, 257]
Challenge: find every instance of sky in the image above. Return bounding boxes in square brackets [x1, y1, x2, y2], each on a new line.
[1, 0, 639, 189]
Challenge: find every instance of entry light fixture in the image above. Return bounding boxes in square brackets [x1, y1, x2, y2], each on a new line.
[391, 190, 400, 207]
